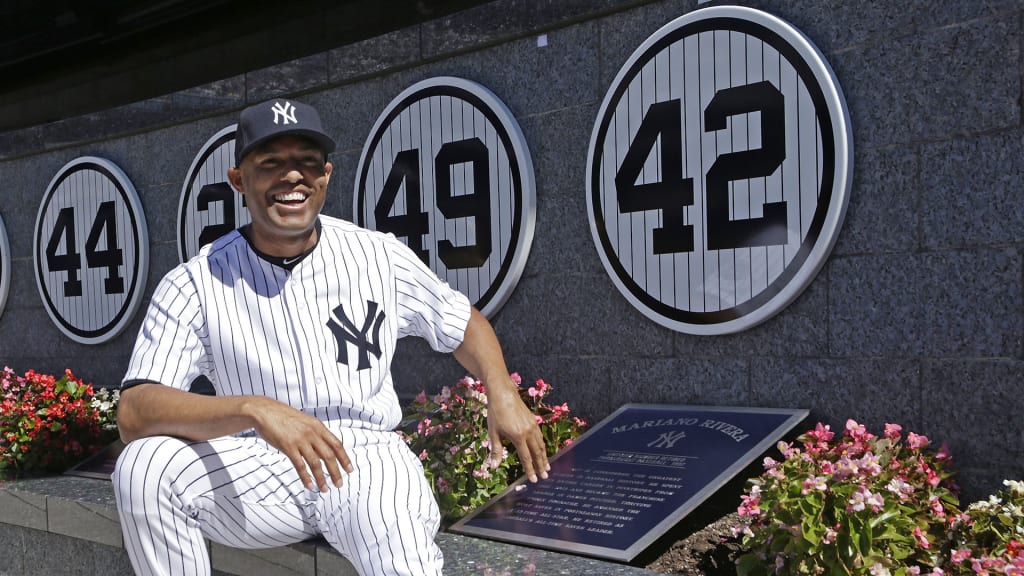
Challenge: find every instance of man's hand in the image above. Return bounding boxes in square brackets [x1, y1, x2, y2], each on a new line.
[245, 397, 354, 492]
[118, 384, 353, 492]
[485, 382, 550, 483]
[453, 306, 552, 483]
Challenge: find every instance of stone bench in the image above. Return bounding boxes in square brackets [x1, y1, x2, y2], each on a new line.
[0, 474, 659, 575]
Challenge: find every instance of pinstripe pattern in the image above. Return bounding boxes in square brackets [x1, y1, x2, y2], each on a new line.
[116, 214, 468, 575]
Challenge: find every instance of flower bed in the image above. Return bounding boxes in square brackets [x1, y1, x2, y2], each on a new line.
[1, 367, 119, 478]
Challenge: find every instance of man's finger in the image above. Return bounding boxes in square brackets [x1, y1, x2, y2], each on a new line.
[515, 437, 539, 483]
[317, 445, 345, 488]
[487, 430, 503, 469]
[287, 453, 314, 490]
[529, 433, 550, 478]
[325, 435, 354, 474]
[300, 447, 331, 492]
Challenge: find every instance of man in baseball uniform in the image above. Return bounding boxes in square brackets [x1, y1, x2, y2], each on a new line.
[113, 99, 549, 576]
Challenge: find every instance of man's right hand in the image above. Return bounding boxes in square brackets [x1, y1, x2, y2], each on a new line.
[244, 396, 353, 492]
[117, 384, 353, 492]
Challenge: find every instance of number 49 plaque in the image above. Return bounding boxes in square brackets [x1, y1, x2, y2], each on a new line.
[354, 77, 537, 318]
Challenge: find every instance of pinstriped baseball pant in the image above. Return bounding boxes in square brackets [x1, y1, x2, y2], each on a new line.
[112, 430, 443, 576]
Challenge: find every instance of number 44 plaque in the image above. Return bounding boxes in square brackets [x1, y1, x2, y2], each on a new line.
[451, 404, 808, 562]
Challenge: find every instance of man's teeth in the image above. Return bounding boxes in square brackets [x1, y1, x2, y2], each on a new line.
[274, 192, 307, 202]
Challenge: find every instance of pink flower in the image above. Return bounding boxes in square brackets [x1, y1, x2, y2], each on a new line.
[866, 491, 884, 512]
[801, 476, 827, 494]
[886, 478, 914, 501]
[936, 442, 952, 461]
[858, 452, 882, 477]
[884, 422, 903, 440]
[510, 373, 522, 386]
[808, 423, 835, 443]
[907, 432, 929, 450]
[848, 489, 867, 512]
[738, 493, 761, 517]
[912, 526, 930, 549]
[846, 419, 868, 439]
[950, 549, 972, 564]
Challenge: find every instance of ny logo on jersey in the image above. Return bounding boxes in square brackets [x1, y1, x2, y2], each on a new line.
[272, 101, 298, 125]
[646, 430, 686, 449]
[327, 301, 385, 370]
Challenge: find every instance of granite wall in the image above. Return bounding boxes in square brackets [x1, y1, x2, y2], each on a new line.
[0, 0, 1021, 500]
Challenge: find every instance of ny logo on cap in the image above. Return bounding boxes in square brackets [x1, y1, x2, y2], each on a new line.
[271, 101, 298, 125]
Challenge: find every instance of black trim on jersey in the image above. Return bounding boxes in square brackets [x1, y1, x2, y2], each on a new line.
[121, 378, 158, 390]
[239, 219, 322, 270]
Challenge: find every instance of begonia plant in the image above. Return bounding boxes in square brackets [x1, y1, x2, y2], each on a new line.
[735, 420, 961, 576]
[0, 366, 119, 477]
[944, 479, 1024, 575]
[401, 373, 586, 524]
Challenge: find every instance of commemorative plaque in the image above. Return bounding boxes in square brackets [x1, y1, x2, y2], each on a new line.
[450, 404, 808, 562]
[65, 440, 125, 480]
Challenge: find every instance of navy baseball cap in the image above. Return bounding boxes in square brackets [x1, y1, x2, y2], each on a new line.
[234, 99, 336, 165]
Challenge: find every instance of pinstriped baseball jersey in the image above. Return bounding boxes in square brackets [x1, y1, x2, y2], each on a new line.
[122, 214, 471, 431]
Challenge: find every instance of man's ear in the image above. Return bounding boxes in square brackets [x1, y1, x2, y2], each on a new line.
[227, 166, 244, 193]
[324, 161, 333, 183]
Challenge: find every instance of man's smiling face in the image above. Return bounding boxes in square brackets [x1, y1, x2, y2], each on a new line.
[228, 135, 332, 257]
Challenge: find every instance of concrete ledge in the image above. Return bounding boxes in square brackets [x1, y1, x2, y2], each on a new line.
[0, 475, 658, 575]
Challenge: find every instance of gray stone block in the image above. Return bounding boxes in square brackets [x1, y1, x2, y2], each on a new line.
[315, 545, 360, 576]
[47, 494, 123, 549]
[6, 259, 40, 312]
[210, 541, 317, 576]
[920, 131, 1024, 250]
[328, 28, 421, 84]
[519, 103, 607, 277]
[421, 0, 654, 60]
[829, 249, 1022, 358]
[384, 20, 601, 121]
[833, 145, 918, 256]
[748, 358, 924, 433]
[958, 466, 1024, 505]
[0, 523, 26, 575]
[0, 485, 47, 531]
[921, 359, 1024, 470]
[28, 529, 100, 575]
[491, 273, 674, 358]
[501, 355, 751, 424]
[309, 80, 388, 157]
[247, 54, 330, 103]
[672, 272, 829, 358]
[836, 15, 1019, 149]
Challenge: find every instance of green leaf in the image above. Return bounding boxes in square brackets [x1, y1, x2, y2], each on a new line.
[736, 554, 766, 576]
[802, 517, 822, 546]
[50, 422, 62, 432]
